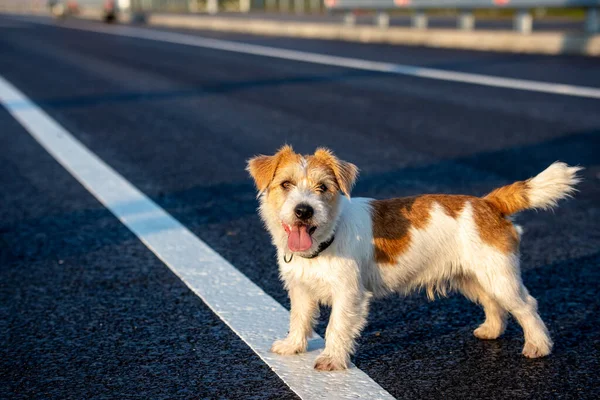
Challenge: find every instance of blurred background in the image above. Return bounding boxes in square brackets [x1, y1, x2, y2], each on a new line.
[1, 0, 598, 33]
[1, 1, 599, 399]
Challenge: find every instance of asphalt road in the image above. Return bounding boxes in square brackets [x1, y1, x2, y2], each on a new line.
[1, 15, 599, 400]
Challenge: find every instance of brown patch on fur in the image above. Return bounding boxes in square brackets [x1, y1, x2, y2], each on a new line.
[302, 154, 341, 211]
[247, 145, 299, 193]
[371, 194, 520, 264]
[371, 195, 469, 264]
[472, 201, 520, 254]
[484, 180, 530, 216]
[305, 154, 340, 191]
[311, 148, 358, 198]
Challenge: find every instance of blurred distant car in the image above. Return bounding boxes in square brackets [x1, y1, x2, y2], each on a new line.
[48, 0, 73, 18]
[48, 0, 131, 22]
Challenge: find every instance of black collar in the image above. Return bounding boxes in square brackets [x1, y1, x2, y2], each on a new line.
[283, 235, 335, 263]
[300, 235, 335, 259]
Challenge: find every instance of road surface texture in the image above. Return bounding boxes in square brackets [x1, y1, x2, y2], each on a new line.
[1, 14, 599, 400]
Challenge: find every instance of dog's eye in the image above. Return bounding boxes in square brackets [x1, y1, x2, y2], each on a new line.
[316, 184, 328, 193]
[281, 181, 292, 190]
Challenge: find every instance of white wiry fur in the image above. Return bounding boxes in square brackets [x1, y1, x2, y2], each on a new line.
[253, 159, 581, 370]
[527, 162, 583, 210]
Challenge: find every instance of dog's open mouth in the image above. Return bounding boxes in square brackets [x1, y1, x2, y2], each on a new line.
[282, 223, 317, 252]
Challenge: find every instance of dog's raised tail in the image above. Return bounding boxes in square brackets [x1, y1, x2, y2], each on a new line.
[484, 162, 583, 216]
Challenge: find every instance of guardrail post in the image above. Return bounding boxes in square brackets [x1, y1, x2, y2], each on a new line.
[412, 11, 427, 29]
[344, 12, 356, 26]
[585, 8, 599, 33]
[265, 0, 276, 11]
[240, 0, 251, 13]
[188, 0, 198, 13]
[375, 12, 389, 29]
[280, 0, 291, 13]
[309, 0, 321, 13]
[207, 0, 218, 14]
[514, 10, 532, 34]
[458, 10, 474, 31]
[294, 0, 305, 14]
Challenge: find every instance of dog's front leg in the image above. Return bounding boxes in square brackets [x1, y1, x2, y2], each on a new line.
[314, 285, 371, 371]
[271, 284, 318, 355]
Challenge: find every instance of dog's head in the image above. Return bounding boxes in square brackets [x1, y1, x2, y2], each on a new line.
[247, 145, 358, 255]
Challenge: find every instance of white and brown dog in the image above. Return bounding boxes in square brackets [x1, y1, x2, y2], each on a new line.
[247, 145, 581, 371]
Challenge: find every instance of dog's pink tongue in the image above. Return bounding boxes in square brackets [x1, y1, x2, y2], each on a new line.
[287, 225, 312, 252]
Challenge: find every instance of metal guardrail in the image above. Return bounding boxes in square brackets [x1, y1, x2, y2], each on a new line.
[326, 0, 599, 8]
[135, 0, 319, 14]
[130, 1, 321, 15]
[325, 0, 600, 33]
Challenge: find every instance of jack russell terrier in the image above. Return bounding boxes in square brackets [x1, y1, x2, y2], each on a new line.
[247, 145, 581, 371]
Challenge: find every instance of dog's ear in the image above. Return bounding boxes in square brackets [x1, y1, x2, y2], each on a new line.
[247, 145, 295, 194]
[314, 148, 358, 198]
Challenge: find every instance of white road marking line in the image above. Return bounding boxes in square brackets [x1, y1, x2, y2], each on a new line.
[15, 16, 600, 100]
[0, 76, 395, 399]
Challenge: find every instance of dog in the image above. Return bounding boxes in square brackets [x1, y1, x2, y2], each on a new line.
[247, 145, 581, 371]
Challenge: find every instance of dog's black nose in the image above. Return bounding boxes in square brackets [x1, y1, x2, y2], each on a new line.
[294, 204, 314, 220]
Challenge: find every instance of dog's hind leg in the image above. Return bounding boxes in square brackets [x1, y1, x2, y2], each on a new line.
[458, 276, 507, 340]
[473, 256, 553, 358]
[507, 284, 553, 358]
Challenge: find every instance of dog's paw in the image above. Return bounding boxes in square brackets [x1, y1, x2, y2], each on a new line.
[270, 338, 307, 355]
[522, 341, 552, 358]
[314, 354, 348, 371]
[473, 324, 502, 340]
